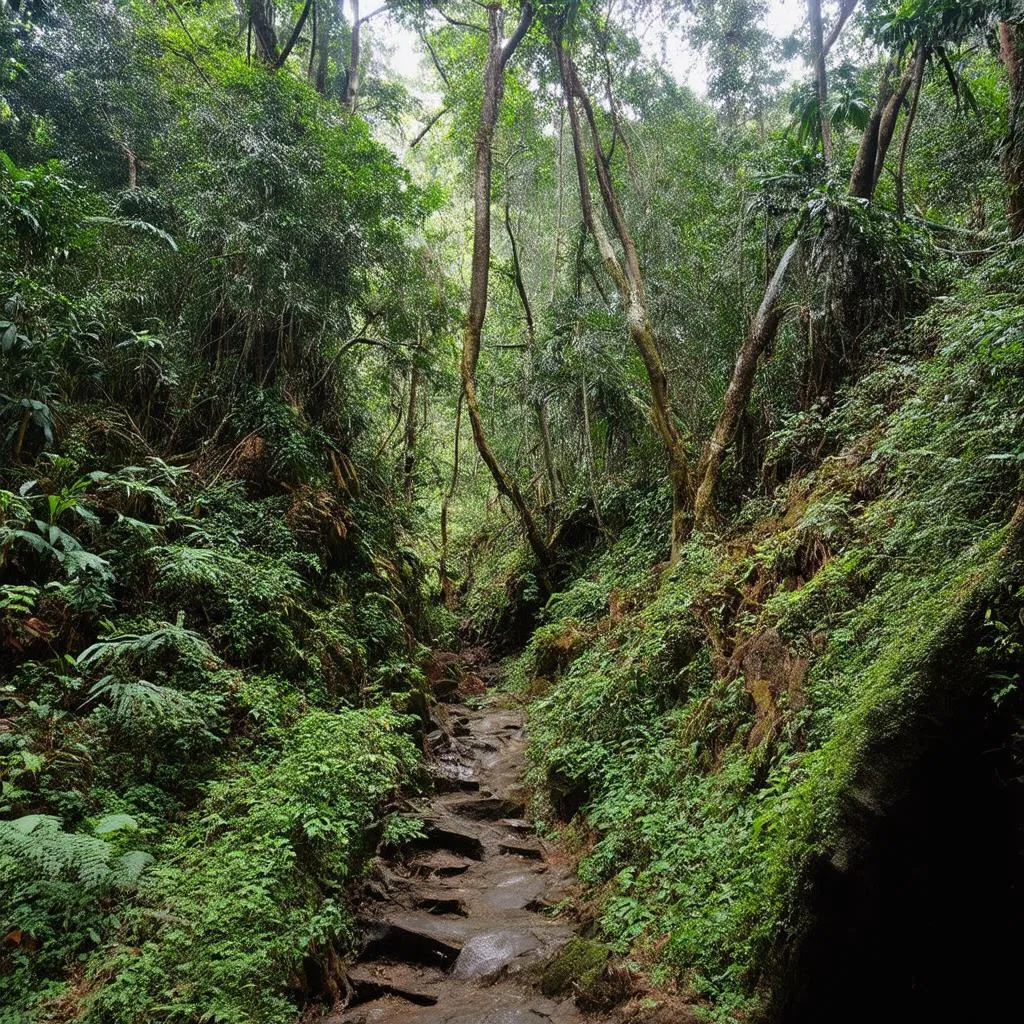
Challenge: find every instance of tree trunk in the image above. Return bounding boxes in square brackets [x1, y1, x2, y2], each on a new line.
[693, 240, 799, 529]
[315, 0, 334, 93]
[849, 60, 894, 199]
[249, 0, 278, 64]
[872, 48, 921, 191]
[808, 0, 833, 165]
[439, 391, 463, 609]
[1000, 21, 1024, 239]
[850, 53, 919, 200]
[403, 351, 419, 504]
[579, 366, 609, 542]
[557, 42, 694, 558]
[896, 46, 927, 219]
[504, 202, 559, 511]
[343, 0, 360, 111]
[460, 3, 549, 565]
[273, 0, 313, 70]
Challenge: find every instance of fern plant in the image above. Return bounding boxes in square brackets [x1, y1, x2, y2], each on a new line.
[80, 676, 201, 724]
[77, 623, 215, 673]
[0, 813, 153, 890]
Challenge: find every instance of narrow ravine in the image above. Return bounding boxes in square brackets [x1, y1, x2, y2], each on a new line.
[329, 695, 617, 1024]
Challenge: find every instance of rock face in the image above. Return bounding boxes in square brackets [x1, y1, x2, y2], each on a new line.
[326, 701, 617, 1024]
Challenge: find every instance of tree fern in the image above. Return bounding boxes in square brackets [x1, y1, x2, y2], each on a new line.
[0, 814, 152, 890]
[81, 675, 200, 724]
[77, 623, 215, 671]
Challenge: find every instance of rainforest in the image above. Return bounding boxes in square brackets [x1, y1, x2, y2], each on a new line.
[1, 1, 1022, 1022]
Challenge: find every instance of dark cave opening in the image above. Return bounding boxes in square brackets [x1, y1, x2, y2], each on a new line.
[779, 694, 1024, 1024]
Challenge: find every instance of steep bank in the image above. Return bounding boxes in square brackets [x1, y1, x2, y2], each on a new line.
[474, 249, 1024, 1021]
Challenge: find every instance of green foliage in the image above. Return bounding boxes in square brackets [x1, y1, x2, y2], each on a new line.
[517, 249, 1024, 1016]
[86, 706, 418, 1024]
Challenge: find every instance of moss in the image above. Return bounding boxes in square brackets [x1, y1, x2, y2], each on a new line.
[540, 937, 611, 998]
[513, 251, 1024, 1020]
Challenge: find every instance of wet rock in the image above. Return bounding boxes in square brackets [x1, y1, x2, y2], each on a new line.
[415, 893, 469, 917]
[445, 796, 527, 820]
[499, 839, 546, 860]
[446, 1011, 549, 1024]
[358, 918, 462, 970]
[348, 963, 441, 1006]
[414, 816, 486, 859]
[428, 760, 480, 792]
[480, 870, 548, 910]
[451, 928, 542, 979]
[409, 851, 473, 877]
[499, 817, 534, 832]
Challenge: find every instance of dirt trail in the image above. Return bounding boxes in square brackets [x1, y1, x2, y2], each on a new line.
[329, 697, 618, 1024]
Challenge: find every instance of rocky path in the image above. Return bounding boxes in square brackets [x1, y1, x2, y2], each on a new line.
[329, 698, 617, 1024]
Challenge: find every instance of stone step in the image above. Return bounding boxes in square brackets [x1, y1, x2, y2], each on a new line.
[357, 917, 462, 970]
[443, 796, 527, 821]
[348, 963, 442, 1007]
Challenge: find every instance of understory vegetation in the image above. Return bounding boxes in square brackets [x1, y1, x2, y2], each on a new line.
[3, 0, 1024, 1022]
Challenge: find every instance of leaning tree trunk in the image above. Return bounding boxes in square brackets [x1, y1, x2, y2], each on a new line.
[896, 46, 927, 219]
[557, 43, 694, 558]
[1000, 21, 1024, 239]
[693, 241, 799, 529]
[850, 51, 919, 200]
[459, 3, 550, 565]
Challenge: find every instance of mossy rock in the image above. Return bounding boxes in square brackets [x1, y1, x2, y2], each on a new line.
[540, 937, 610, 998]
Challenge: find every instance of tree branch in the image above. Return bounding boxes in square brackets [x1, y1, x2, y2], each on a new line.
[273, 0, 314, 69]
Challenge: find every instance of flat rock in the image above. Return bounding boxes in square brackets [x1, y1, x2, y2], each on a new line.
[450, 929, 542, 979]
[498, 839, 546, 861]
[409, 851, 473, 877]
[480, 871, 549, 910]
[358, 918, 462, 969]
[445, 1011, 549, 1024]
[348, 963, 442, 1006]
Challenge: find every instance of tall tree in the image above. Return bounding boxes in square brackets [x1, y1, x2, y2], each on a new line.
[556, 41, 695, 558]
[1001, 19, 1024, 237]
[807, 0, 860, 164]
[458, 1, 551, 564]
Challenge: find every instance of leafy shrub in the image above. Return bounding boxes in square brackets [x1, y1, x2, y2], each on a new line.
[85, 705, 419, 1024]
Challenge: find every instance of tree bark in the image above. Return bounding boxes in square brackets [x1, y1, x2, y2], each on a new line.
[807, 0, 833, 165]
[504, 201, 559, 510]
[460, 2, 550, 565]
[557, 42, 694, 558]
[1000, 21, 1024, 239]
[315, 0, 334, 93]
[273, 0, 313, 69]
[693, 240, 799, 529]
[849, 60, 894, 199]
[850, 53, 919, 199]
[872, 48, 921, 190]
[896, 46, 927, 219]
[343, 0, 360, 111]
[249, 0, 278, 63]
[403, 349, 419, 504]
[439, 391, 463, 609]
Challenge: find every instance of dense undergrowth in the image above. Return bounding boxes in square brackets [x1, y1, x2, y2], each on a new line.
[0, 15, 435, 1016]
[495, 248, 1024, 1019]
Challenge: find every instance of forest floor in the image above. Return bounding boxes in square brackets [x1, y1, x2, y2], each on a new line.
[325, 664, 686, 1024]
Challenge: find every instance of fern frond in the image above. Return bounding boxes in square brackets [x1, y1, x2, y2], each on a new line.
[83, 215, 178, 251]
